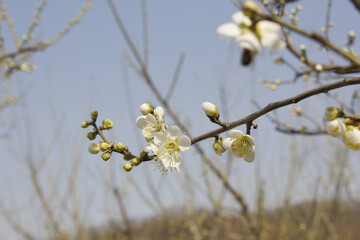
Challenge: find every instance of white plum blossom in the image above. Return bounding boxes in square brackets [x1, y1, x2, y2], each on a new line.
[147, 125, 191, 171]
[136, 106, 166, 142]
[202, 102, 219, 118]
[217, 10, 285, 56]
[342, 126, 360, 150]
[326, 120, 345, 137]
[222, 130, 255, 162]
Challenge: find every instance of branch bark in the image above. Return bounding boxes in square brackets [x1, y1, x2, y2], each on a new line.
[191, 77, 360, 144]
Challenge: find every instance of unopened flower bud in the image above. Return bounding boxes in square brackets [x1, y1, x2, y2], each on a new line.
[326, 120, 345, 137]
[91, 110, 98, 121]
[81, 121, 90, 128]
[325, 107, 339, 121]
[102, 119, 113, 130]
[213, 141, 226, 156]
[101, 152, 111, 161]
[315, 64, 323, 72]
[202, 102, 220, 119]
[123, 154, 132, 161]
[115, 142, 125, 152]
[100, 142, 111, 152]
[349, 31, 355, 45]
[342, 126, 360, 150]
[88, 143, 100, 154]
[131, 158, 141, 166]
[123, 162, 133, 172]
[87, 132, 97, 140]
[139, 103, 154, 115]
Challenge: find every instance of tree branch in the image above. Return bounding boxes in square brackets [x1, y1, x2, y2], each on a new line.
[191, 77, 360, 144]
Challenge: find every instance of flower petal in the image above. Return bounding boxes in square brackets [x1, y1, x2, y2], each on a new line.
[243, 134, 255, 146]
[243, 146, 255, 162]
[155, 107, 165, 121]
[217, 23, 241, 38]
[168, 125, 180, 137]
[228, 130, 244, 138]
[178, 135, 191, 151]
[136, 116, 146, 129]
[256, 20, 281, 33]
[232, 12, 252, 26]
[222, 137, 234, 150]
[260, 32, 285, 50]
[236, 33, 261, 52]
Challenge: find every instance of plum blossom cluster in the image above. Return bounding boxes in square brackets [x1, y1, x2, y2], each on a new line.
[202, 102, 256, 162]
[81, 105, 191, 173]
[217, 1, 285, 65]
[325, 107, 360, 151]
[136, 103, 191, 172]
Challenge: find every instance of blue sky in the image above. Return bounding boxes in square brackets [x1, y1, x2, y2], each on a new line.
[0, 0, 359, 238]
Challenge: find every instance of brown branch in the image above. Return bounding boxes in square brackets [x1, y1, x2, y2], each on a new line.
[248, 8, 360, 65]
[350, 0, 360, 12]
[191, 77, 360, 144]
[0, 42, 46, 63]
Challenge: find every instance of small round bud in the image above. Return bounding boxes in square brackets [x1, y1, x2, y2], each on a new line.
[202, 102, 220, 119]
[274, 58, 284, 65]
[81, 121, 91, 128]
[102, 119, 113, 130]
[91, 110, 98, 121]
[131, 158, 142, 166]
[139, 103, 154, 115]
[123, 163, 133, 172]
[300, 44, 306, 51]
[88, 143, 100, 154]
[101, 152, 111, 161]
[315, 64, 323, 72]
[100, 142, 111, 152]
[349, 31, 355, 45]
[243, 1, 258, 11]
[114, 142, 125, 152]
[275, 79, 282, 85]
[325, 107, 339, 121]
[213, 142, 226, 156]
[87, 132, 97, 140]
[296, 5, 302, 11]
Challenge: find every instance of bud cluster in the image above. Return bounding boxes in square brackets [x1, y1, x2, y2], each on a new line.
[325, 107, 360, 150]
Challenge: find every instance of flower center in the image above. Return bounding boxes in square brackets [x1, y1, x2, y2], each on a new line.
[165, 140, 180, 153]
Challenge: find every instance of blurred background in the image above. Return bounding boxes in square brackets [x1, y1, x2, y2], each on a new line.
[0, 0, 359, 239]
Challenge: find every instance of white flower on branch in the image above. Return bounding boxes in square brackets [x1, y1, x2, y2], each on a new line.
[326, 119, 345, 137]
[147, 125, 191, 172]
[342, 126, 360, 150]
[136, 106, 166, 142]
[222, 130, 255, 162]
[217, 10, 285, 57]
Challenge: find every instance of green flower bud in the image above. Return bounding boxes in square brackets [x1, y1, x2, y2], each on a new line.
[325, 107, 339, 121]
[114, 142, 125, 152]
[102, 119, 113, 130]
[91, 110, 98, 121]
[88, 143, 100, 154]
[123, 154, 132, 161]
[213, 141, 226, 156]
[81, 121, 91, 128]
[87, 132, 97, 140]
[123, 163, 133, 172]
[131, 158, 142, 166]
[101, 152, 111, 161]
[100, 142, 111, 152]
